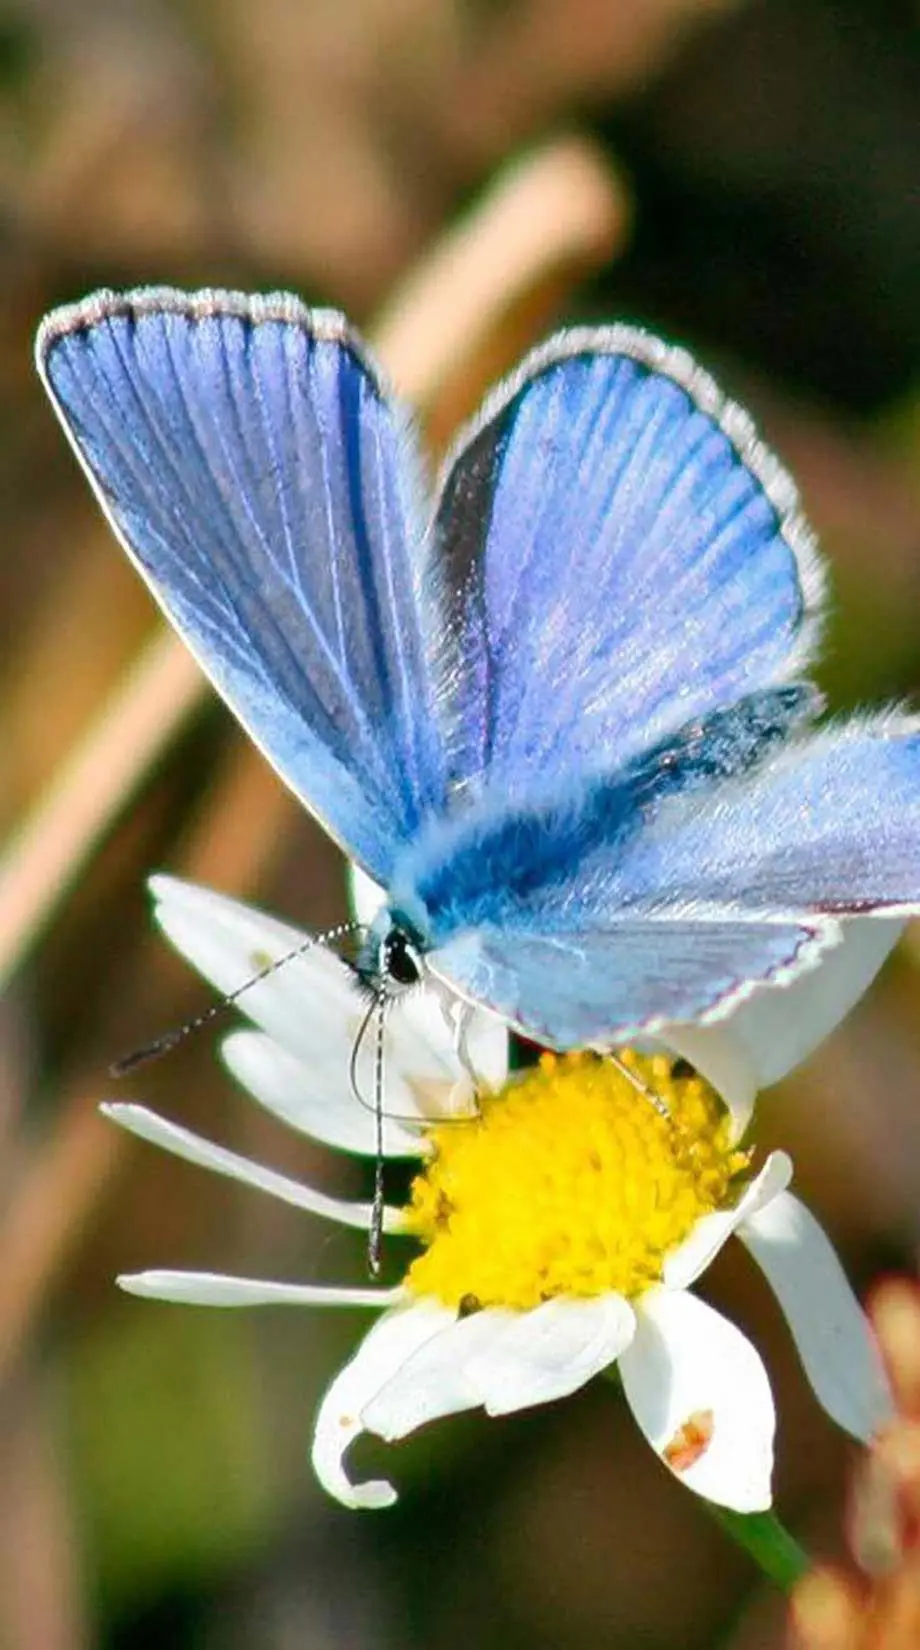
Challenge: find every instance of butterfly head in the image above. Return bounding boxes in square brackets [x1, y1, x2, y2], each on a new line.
[357, 908, 427, 999]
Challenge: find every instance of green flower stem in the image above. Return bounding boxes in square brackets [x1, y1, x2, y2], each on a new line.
[706, 1505, 811, 1591]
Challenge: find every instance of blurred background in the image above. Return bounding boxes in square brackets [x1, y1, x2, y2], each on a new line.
[0, 1, 918, 1646]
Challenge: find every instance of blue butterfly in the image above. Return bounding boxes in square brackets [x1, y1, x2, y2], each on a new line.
[35, 288, 920, 1049]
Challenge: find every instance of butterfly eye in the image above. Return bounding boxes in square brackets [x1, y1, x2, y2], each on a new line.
[380, 926, 422, 990]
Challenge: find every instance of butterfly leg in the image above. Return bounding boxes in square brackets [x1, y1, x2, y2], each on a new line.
[607, 1049, 672, 1122]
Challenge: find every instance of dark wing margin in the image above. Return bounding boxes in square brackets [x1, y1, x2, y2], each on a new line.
[36, 287, 446, 883]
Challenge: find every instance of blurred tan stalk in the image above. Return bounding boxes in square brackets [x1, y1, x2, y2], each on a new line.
[0, 632, 203, 992]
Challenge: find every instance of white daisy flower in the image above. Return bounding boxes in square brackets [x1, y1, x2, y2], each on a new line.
[109, 875, 896, 1514]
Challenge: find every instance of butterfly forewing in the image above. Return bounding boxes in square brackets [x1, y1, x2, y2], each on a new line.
[36, 289, 446, 885]
[433, 327, 825, 801]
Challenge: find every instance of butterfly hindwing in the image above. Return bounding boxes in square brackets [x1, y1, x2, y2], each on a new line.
[429, 916, 836, 1050]
[609, 716, 920, 916]
[424, 718, 920, 1046]
[433, 326, 825, 800]
[36, 289, 446, 883]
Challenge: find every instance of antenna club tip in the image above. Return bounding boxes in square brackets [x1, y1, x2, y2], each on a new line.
[109, 1029, 187, 1077]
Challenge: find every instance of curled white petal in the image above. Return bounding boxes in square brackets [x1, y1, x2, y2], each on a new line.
[312, 1298, 456, 1509]
[103, 1101, 401, 1232]
[356, 1298, 637, 1438]
[222, 1030, 427, 1159]
[620, 1288, 775, 1512]
[664, 1152, 793, 1290]
[738, 1189, 893, 1441]
[467, 1294, 636, 1417]
[361, 1308, 514, 1440]
[117, 1270, 401, 1308]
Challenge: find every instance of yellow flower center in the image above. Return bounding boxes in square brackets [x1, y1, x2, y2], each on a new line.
[402, 1050, 750, 1311]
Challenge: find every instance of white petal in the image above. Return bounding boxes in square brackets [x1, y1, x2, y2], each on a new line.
[347, 863, 385, 928]
[620, 1288, 775, 1512]
[656, 1023, 759, 1141]
[151, 874, 367, 1065]
[361, 1308, 514, 1440]
[117, 1270, 401, 1308]
[312, 1297, 455, 1509]
[358, 1297, 636, 1439]
[664, 1152, 793, 1290]
[222, 1030, 427, 1158]
[468, 1294, 636, 1416]
[663, 917, 903, 1108]
[738, 1189, 893, 1441]
[102, 1101, 401, 1232]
